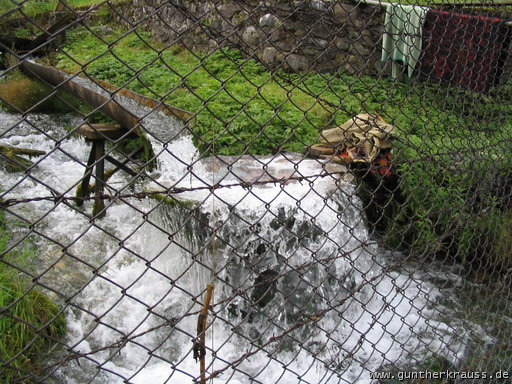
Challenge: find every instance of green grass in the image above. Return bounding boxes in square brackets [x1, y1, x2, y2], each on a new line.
[53, 25, 512, 153]
[52, 24, 512, 270]
[0, 1, 510, 379]
[55, 27, 330, 155]
[0, 212, 66, 381]
[1, 0, 510, 20]
[0, 0, 129, 20]
[0, 0, 54, 17]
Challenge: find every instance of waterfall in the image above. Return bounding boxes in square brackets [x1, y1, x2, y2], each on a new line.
[0, 109, 481, 383]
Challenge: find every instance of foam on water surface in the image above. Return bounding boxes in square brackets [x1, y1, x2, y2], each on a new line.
[0, 109, 484, 384]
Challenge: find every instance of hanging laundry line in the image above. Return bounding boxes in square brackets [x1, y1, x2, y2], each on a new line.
[368, 0, 512, 91]
[358, 0, 512, 25]
[380, 2, 429, 79]
[419, 8, 511, 91]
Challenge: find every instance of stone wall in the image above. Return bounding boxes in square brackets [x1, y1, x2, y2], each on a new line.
[113, 0, 385, 76]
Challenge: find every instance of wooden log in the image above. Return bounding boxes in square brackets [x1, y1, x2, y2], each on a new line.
[0, 34, 33, 52]
[105, 155, 138, 177]
[24, 13, 74, 52]
[0, 12, 74, 54]
[0, 152, 33, 173]
[0, 144, 46, 173]
[76, 146, 96, 206]
[96, 78, 194, 124]
[0, 144, 46, 157]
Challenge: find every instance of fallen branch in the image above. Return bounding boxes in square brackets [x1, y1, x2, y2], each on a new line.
[193, 283, 214, 384]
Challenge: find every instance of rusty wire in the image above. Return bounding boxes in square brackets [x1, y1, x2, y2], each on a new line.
[1, 0, 512, 383]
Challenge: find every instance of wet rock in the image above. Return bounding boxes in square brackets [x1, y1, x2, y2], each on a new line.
[275, 37, 296, 52]
[217, 3, 241, 19]
[242, 26, 261, 45]
[324, 47, 339, 61]
[334, 3, 358, 22]
[110, 0, 385, 77]
[311, 25, 332, 40]
[343, 55, 368, 75]
[270, 26, 287, 42]
[251, 269, 279, 308]
[286, 54, 310, 72]
[353, 42, 371, 56]
[306, 37, 329, 50]
[335, 37, 352, 51]
[259, 13, 280, 28]
[310, 0, 329, 11]
[260, 47, 279, 65]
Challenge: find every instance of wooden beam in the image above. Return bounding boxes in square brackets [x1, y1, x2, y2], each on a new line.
[77, 123, 134, 141]
[76, 146, 96, 206]
[20, 60, 143, 135]
[93, 140, 106, 218]
[105, 155, 139, 177]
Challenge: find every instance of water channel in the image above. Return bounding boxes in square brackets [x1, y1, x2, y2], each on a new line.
[0, 107, 509, 383]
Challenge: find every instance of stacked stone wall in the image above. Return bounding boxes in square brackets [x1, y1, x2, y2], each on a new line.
[113, 0, 385, 76]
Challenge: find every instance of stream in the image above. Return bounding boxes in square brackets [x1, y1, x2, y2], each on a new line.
[0, 108, 508, 383]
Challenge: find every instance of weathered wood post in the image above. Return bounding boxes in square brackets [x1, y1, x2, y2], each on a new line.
[76, 123, 137, 218]
[92, 138, 106, 218]
[76, 145, 95, 207]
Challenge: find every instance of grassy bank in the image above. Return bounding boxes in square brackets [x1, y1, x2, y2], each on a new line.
[0, 211, 66, 381]
[0, 0, 115, 18]
[51, 24, 512, 271]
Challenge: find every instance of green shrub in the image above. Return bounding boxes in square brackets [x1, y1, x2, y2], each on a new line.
[0, 213, 66, 382]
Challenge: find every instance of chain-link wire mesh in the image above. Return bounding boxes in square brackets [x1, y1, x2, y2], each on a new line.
[1, 0, 511, 383]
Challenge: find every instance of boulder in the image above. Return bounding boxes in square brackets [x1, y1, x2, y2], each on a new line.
[286, 54, 310, 72]
[310, 0, 329, 11]
[260, 47, 279, 65]
[242, 26, 261, 45]
[259, 13, 280, 28]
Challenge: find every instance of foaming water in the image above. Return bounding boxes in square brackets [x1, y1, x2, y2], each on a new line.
[0, 110, 483, 383]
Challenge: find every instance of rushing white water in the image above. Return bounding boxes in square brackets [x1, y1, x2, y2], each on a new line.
[0, 109, 485, 384]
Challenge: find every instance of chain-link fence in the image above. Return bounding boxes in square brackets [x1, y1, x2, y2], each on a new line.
[1, 0, 511, 383]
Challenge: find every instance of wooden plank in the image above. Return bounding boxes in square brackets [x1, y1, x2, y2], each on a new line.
[96, 78, 195, 124]
[76, 145, 96, 206]
[77, 123, 136, 140]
